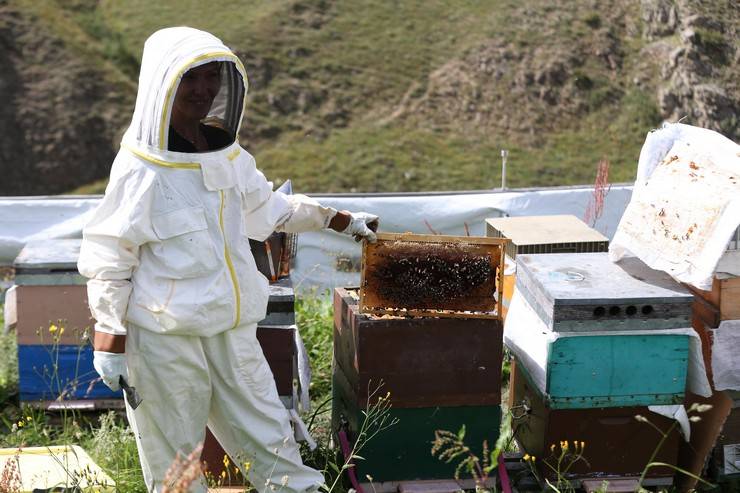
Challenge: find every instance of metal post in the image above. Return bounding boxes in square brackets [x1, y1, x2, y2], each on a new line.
[501, 149, 509, 190]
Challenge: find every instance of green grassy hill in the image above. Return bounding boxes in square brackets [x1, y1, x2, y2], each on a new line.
[6, 0, 739, 195]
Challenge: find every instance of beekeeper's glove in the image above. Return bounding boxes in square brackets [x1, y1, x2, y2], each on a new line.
[342, 212, 379, 243]
[93, 351, 128, 391]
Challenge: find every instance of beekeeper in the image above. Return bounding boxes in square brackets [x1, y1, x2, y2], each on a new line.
[78, 26, 378, 492]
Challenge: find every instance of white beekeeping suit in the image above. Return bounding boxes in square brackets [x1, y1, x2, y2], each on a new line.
[78, 27, 374, 493]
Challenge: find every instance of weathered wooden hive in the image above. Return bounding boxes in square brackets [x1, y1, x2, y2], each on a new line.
[510, 358, 681, 482]
[332, 233, 506, 485]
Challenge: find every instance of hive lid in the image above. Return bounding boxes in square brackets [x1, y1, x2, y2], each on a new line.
[13, 239, 81, 271]
[515, 252, 693, 331]
[486, 215, 608, 246]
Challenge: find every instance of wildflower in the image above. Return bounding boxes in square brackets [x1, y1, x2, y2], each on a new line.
[25, 416, 32, 422]
[233, 467, 239, 476]
[689, 403, 713, 413]
[580, 441, 585, 451]
[366, 474, 374, 482]
[49, 324, 58, 333]
[220, 470, 226, 479]
[550, 444, 556, 452]
[523, 453, 530, 462]
[243, 461, 251, 473]
[281, 475, 289, 487]
[16, 421, 24, 428]
[223, 454, 230, 468]
[59, 327, 65, 335]
[634, 414, 648, 423]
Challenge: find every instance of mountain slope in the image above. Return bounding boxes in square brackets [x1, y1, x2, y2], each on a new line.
[2, 0, 737, 195]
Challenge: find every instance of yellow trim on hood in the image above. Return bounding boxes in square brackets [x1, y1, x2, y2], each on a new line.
[122, 144, 201, 169]
[159, 51, 248, 150]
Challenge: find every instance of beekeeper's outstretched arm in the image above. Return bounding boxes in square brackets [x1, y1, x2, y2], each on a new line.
[77, 163, 158, 391]
[241, 168, 379, 242]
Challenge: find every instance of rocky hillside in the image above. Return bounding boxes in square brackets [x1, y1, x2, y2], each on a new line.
[0, 0, 737, 195]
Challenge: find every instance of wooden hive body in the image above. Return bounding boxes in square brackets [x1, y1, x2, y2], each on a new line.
[486, 215, 609, 260]
[332, 287, 503, 482]
[510, 358, 681, 480]
[516, 253, 693, 332]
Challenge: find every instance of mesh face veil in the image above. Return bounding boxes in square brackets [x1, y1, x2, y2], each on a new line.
[124, 27, 248, 152]
[188, 61, 245, 145]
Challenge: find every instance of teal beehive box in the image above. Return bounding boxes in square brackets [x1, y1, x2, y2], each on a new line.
[505, 261, 693, 409]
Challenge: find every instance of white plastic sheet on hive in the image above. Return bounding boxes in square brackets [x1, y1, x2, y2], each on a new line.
[610, 123, 740, 291]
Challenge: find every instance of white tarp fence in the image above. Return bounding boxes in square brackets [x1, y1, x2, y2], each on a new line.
[0, 185, 633, 292]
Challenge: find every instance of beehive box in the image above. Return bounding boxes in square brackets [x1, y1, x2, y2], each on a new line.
[711, 396, 740, 481]
[485, 215, 608, 319]
[13, 240, 299, 410]
[510, 358, 681, 480]
[332, 287, 503, 482]
[486, 215, 609, 260]
[516, 253, 694, 332]
[686, 276, 740, 322]
[505, 294, 690, 409]
[13, 240, 120, 407]
[360, 233, 505, 318]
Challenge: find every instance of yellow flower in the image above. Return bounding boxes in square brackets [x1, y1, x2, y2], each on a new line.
[223, 454, 230, 468]
[531, 455, 536, 461]
[580, 441, 585, 451]
[49, 324, 58, 333]
[220, 470, 226, 479]
[243, 461, 251, 473]
[25, 416, 32, 421]
[523, 453, 530, 462]
[562, 440, 569, 450]
[233, 466, 239, 476]
[17, 421, 24, 428]
[59, 327, 65, 335]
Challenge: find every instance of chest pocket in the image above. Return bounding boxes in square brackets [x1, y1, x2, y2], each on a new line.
[151, 206, 220, 278]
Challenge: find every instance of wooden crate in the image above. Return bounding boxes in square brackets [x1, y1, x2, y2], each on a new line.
[485, 215, 608, 260]
[332, 286, 503, 482]
[516, 253, 693, 332]
[686, 277, 740, 322]
[334, 287, 503, 408]
[510, 359, 681, 480]
[360, 233, 505, 319]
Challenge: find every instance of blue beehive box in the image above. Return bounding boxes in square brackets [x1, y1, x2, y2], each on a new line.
[13, 240, 122, 408]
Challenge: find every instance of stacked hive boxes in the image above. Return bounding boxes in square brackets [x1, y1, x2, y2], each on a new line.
[332, 233, 505, 487]
[506, 253, 694, 483]
[11, 240, 120, 409]
[10, 239, 303, 415]
[486, 216, 609, 319]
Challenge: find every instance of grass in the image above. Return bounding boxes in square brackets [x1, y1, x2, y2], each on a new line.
[38, 0, 689, 196]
